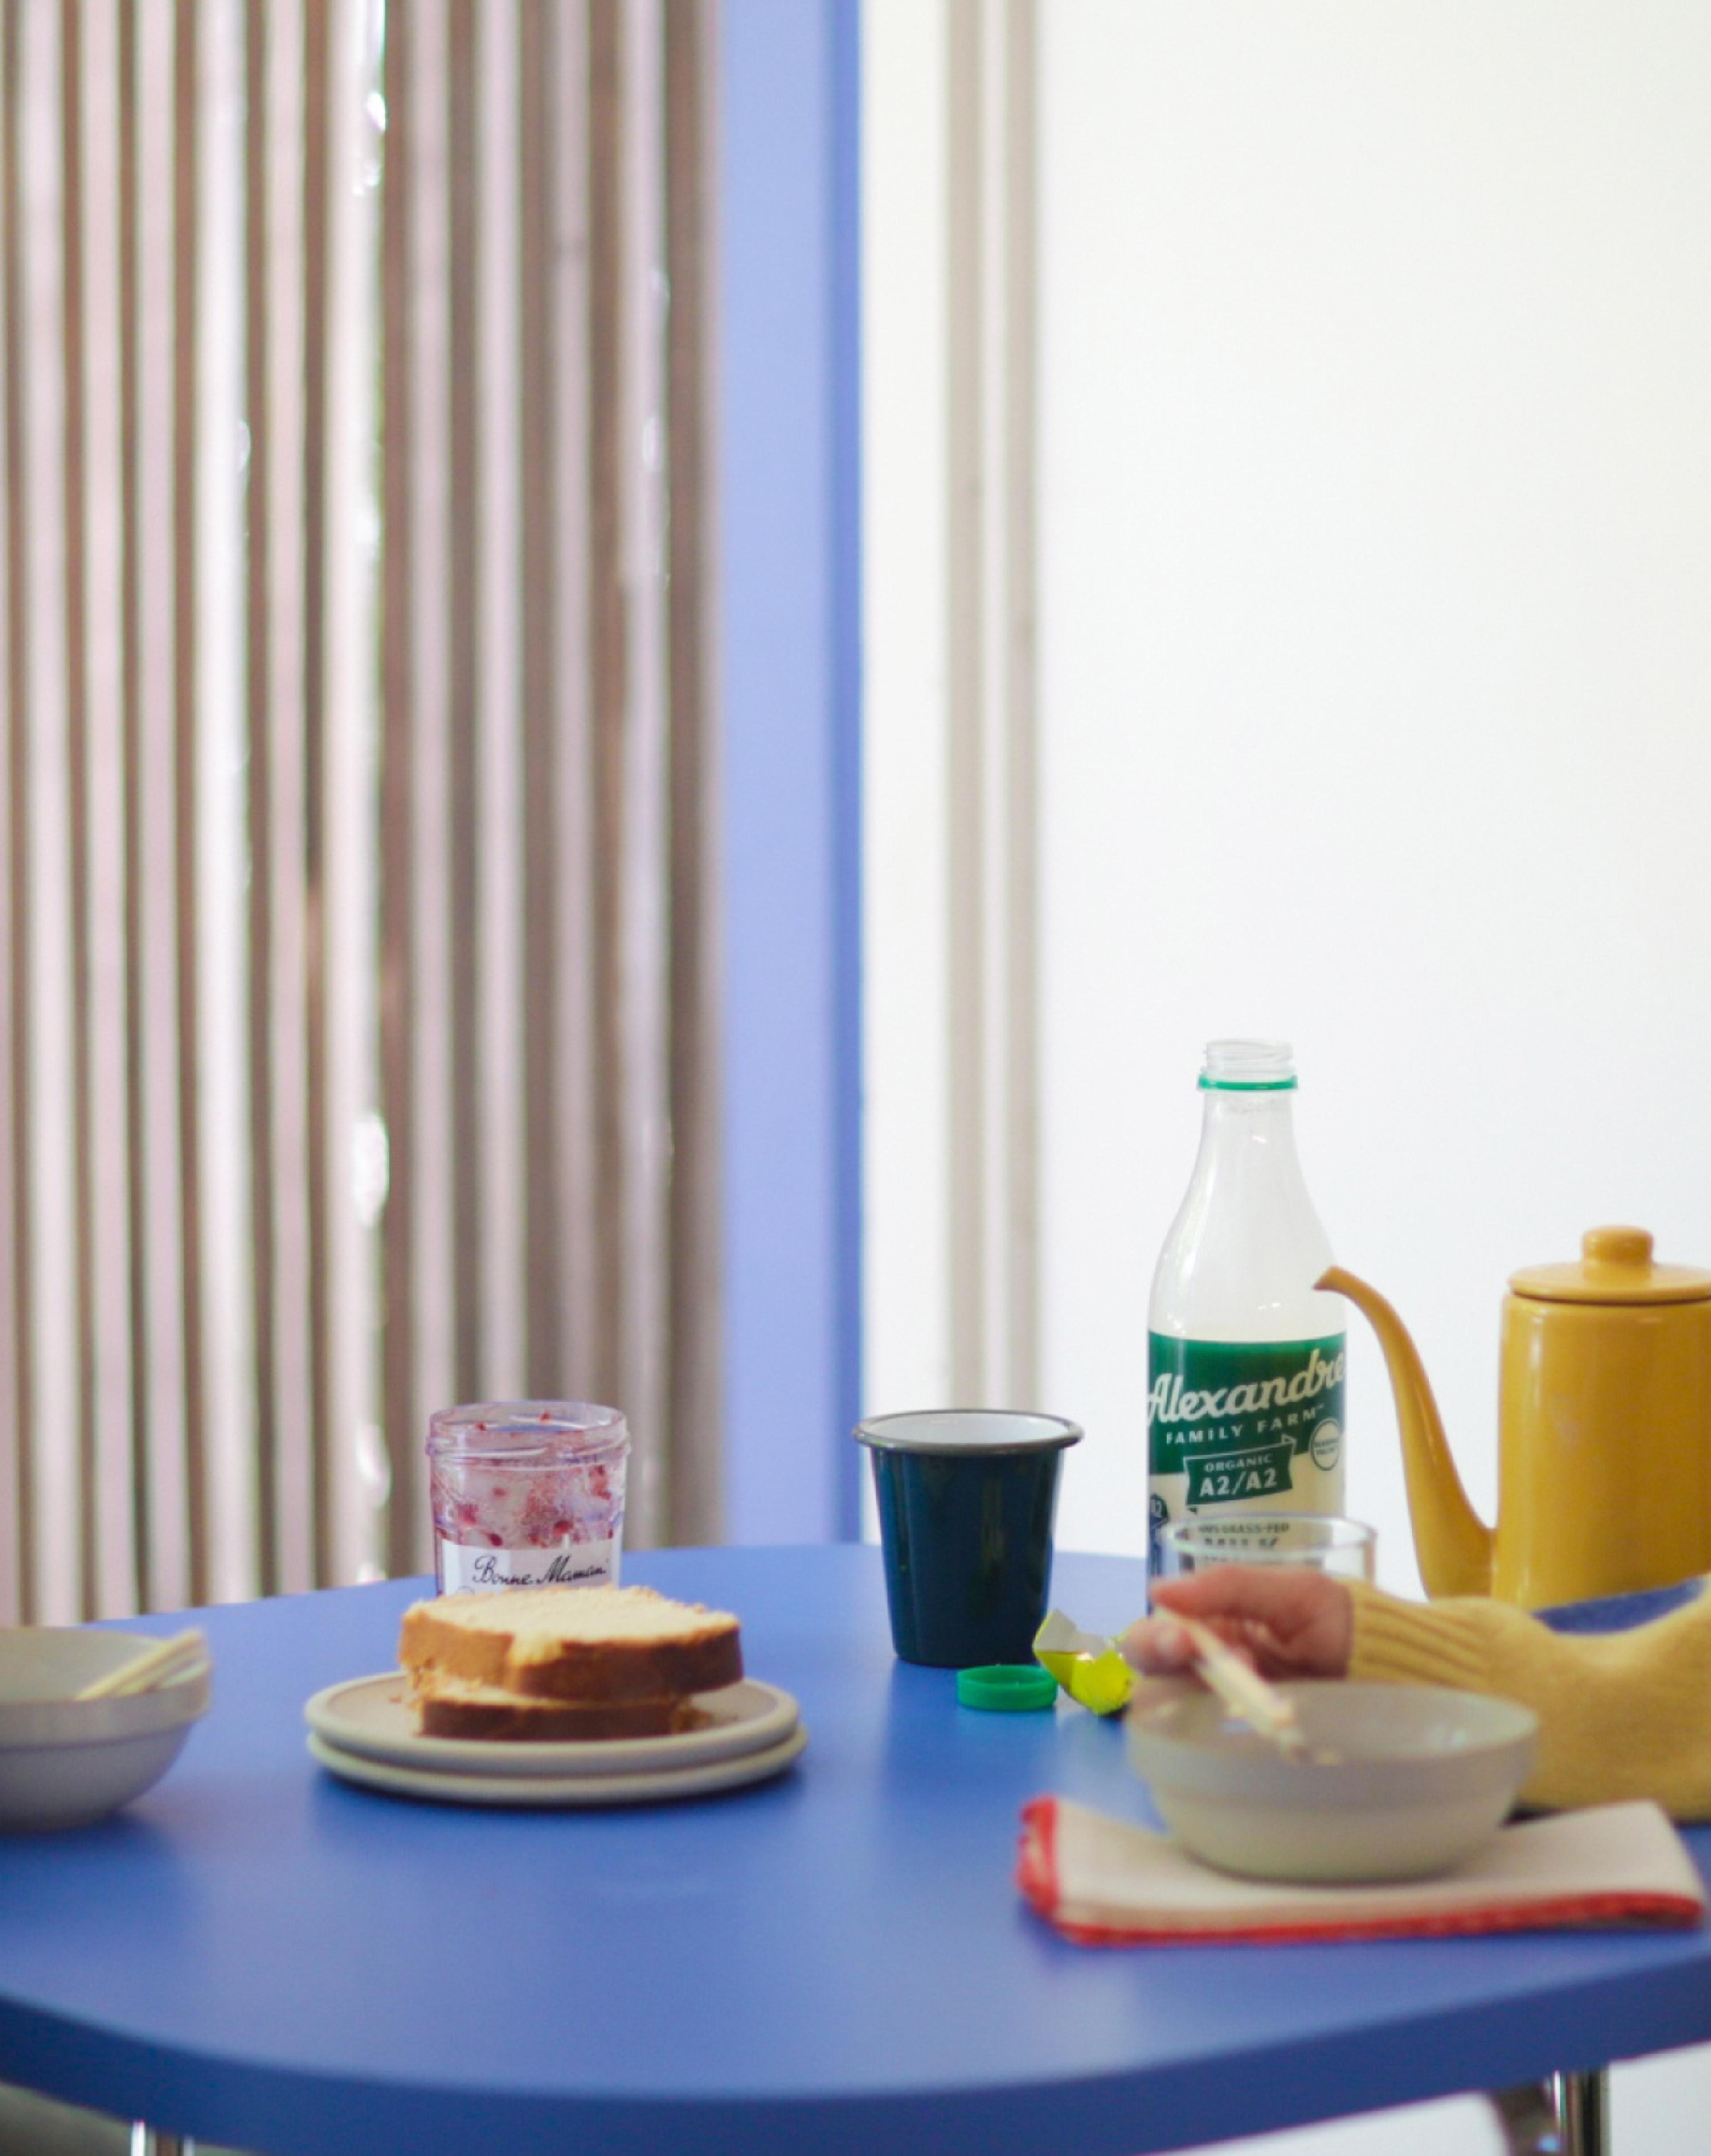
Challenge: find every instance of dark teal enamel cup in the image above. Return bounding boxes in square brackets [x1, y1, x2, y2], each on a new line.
[855, 1411, 1083, 1668]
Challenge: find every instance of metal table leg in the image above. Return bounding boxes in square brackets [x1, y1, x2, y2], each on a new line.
[1492, 2068, 1610, 2156]
[1553, 2071, 1611, 2156]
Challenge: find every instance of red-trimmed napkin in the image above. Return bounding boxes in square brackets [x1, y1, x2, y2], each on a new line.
[1019, 1797, 1707, 1945]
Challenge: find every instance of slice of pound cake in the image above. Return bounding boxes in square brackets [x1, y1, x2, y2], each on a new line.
[399, 1583, 743, 1722]
[410, 1674, 701, 1742]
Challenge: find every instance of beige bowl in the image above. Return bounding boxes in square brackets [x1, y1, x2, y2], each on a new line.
[0, 1629, 210, 1831]
[1127, 1681, 1537, 1883]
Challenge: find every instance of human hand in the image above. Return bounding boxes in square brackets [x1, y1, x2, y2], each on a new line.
[1120, 1565, 1354, 1685]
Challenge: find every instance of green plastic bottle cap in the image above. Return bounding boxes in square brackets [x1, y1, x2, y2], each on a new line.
[956, 1664, 1059, 1712]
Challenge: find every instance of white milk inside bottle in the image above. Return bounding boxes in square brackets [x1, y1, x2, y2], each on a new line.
[1147, 1039, 1346, 1571]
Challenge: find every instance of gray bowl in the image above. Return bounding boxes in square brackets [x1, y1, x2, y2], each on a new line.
[1127, 1681, 1537, 1883]
[0, 1629, 210, 1830]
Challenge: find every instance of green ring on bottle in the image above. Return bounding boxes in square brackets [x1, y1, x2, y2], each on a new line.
[1198, 1076, 1298, 1091]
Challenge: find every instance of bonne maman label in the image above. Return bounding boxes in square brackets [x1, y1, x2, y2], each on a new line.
[438, 1536, 618, 1595]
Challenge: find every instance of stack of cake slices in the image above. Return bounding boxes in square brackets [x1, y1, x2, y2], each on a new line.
[303, 1582, 806, 1806]
[399, 1584, 745, 1740]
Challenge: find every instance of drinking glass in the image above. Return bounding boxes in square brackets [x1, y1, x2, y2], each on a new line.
[1154, 1512, 1376, 1583]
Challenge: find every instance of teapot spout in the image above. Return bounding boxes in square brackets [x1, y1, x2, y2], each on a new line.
[1318, 1266, 1494, 1599]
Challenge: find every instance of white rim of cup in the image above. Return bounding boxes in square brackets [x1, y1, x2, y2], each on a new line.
[853, 1410, 1083, 1456]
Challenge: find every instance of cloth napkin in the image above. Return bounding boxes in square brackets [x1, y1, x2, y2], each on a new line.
[1019, 1797, 1707, 1945]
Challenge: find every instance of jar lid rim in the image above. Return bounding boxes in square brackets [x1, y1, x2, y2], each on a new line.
[426, 1401, 630, 1455]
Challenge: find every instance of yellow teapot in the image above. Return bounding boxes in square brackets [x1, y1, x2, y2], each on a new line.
[1321, 1228, 1711, 1609]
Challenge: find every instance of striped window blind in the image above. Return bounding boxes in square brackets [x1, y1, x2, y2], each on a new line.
[0, 0, 720, 1624]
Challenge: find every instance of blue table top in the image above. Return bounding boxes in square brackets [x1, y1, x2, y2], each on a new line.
[0, 1545, 1708, 2156]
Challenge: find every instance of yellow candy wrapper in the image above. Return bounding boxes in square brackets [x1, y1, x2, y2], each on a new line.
[1033, 1609, 1136, 1717]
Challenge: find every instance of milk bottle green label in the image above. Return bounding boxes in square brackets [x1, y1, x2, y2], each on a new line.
[1147, 1333, 1346, 1561]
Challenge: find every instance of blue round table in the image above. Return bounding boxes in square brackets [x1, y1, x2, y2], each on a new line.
[0, 1545, 1707, 2156]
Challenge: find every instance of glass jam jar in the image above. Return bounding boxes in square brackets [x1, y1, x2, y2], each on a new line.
[426, 1402, 630, 1595]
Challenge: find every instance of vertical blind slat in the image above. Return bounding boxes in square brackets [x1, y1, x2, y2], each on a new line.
[475, 0, 524, 1402]
[118, 0, 149, 1610]
[301, 0, 331, 1585]
[245, 0, 277, 1596]
[946, 0, 986, 1409]
[518, 0, 561, 1395]
[197, 0, 256, 1607]
[0, 0, 25, 1623]
[141, 0, 187, 1614]
[60, 0, 98, 1619]
[550, 0, 597, 1411]
[943, 0, 1040, 1412]
[321, 0, 382, 1586]
[663, 0, 719, 1544]
[379, 0, 417, 1578]
[174, 0, 209, 1609]
[78, 0, 137, 1618]
[24, 0, 80, 1625]
[0, 11, 11, 1620]
[1002, 0, 1039, 1409]
[269, 0, 312, 1598]
[586, 0, 626, 1427]
[617, 0, 670, 1547]
[444, 0, 480, 1406]
[406, 0, 453, 1578]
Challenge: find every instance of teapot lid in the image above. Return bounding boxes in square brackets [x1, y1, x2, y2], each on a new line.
[1510, 1227, 1711, 1306]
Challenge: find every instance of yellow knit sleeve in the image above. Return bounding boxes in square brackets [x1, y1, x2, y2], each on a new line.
[1347, 1578, 1711, 1820]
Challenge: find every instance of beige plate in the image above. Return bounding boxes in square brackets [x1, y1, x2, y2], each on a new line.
[307, 1722, 808, 1808]
[303, 1673, 799, 1779]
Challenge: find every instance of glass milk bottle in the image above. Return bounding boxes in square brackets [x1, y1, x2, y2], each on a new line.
[1147, 1040, 1346, 1570]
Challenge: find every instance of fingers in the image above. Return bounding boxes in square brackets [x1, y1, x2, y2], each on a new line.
[1119, 1615, 1199, 1675]
[1121, 1564, 1355, 1681]
[1120, 1606, 1271, 1677]
[1149, 1565, 1337, 1637]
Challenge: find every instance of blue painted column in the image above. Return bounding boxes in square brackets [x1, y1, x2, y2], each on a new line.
[719, 0, 864, 1542]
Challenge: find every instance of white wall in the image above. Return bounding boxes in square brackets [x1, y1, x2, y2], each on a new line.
[864, 4, 1711, 2151]
[1034, 0, 1711, 1597]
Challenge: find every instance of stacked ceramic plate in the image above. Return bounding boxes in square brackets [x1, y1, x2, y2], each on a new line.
[303, 1672, 806, 1808]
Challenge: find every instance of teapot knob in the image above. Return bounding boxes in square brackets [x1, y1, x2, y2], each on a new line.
[1582, 1226, 1653, 1269]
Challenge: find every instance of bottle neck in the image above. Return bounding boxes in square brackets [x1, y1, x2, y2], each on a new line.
[1196, 1084, 1302, 1160]
[1150, 1067, 1338, 1340]
[1174, 1086, 1336, 1324]
[1191, 1087, 1325, 1238]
